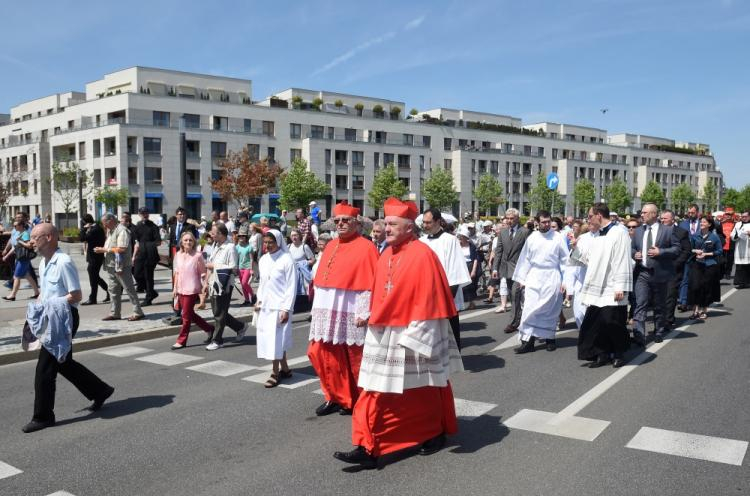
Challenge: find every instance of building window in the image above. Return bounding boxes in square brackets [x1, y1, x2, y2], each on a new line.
[311, 125, 324, 139]
[325, 149, 331, 165]
[145, 167, 163, 184]
[104, 137, 116, 156]
[384, 153, 394, 167]
[247, 144, 260, 161]
[186, 169, 201, 186]
[335, 150, 347, 165]
[399, 177, 410, 188]
[344, 128, 356, 141]
[290, 148, 302, 162]
[262, 121, 274, 137]
[352, 175, 364, 190]
[423, 136, 431, 147]
[145, 197, 163, 213]
[327, 127, 335, 140]
[374, 152, 380, 168]
[186, 140, 200, 159]
[144, 138, 161, 155]
[93, 140, 101, 158]
[128, 167, 138, 182]
[153, 111, 170, 127]
[397, 154, 410, 169]
[290, 123, 302, 139]
[404, 134, 413, 146]
[211, 141, 227, 158]
[244, 119, 252, 133]
[335, 175, 348, 189]
[352, 151, 364, 166]
[419, 155, 425, 170]
[213, 116, 228, 131]
[183, 114, 200, 128]
[266, 147, 275, 162]
[445, 159, 452, 170]
[78, 142, 86, 159]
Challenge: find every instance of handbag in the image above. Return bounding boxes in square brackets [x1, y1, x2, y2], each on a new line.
[15, 244, 37, 262]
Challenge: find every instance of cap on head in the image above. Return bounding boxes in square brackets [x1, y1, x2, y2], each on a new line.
[138, 207, 149, 214]
[309, 201, 317, 206]
[333, 200, 359, 218]
[383, 197, 418, 220]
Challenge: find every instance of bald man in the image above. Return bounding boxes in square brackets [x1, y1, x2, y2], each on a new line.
[22, 223, 114, 433]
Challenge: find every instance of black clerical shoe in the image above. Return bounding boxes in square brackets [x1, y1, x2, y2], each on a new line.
[333, 446, 377, 469]
[419, 434, 447, 456]
[612, 358, 626, 368]
[80, 299, 96, 306]
[22, 418, 55, 433]
[315, 401, 342, 416]
[88, 386, 115, 412]
[632, 332, 646, 347]
[141, 299, 153, 307]
[654, 333, 664, 343]
[514, 337, 536, 354]
[588, 355, 610, 368]
[503, 325, 518, 334]
[339, 408, 352, 416]
[546, 339, 557, 352]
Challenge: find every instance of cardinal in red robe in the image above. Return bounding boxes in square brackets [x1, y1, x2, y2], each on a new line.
[333, 197, 464, 469]
[308, 201, 378, 416]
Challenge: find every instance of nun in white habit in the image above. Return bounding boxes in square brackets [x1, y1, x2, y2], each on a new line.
[255, 229, 297, 387]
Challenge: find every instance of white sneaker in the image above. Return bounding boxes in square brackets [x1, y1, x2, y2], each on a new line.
[494, 306, 506, 314]
[235, 323, 248, 342]
[206, 342, 222, 351]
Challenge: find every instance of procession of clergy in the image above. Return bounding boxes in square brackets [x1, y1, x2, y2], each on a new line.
[252, 198, 749, 470]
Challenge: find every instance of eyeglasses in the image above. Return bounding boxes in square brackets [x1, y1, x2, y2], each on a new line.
[333, 217, 353, 224]
[627, 225, 638, 229]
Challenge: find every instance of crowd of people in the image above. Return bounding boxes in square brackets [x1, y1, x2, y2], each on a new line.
[6, 199, 749, 471]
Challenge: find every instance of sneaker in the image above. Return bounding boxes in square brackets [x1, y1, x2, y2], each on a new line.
[235, 323, 248, 342]
[206, 341, 223, 351]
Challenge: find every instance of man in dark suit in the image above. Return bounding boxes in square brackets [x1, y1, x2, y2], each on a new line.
[661, 209, 692, 330]
[168, 207, 198, 262]
[631, 203, 680, 344]
[677, 203, 700, 310]
[491, 208, 530, 334]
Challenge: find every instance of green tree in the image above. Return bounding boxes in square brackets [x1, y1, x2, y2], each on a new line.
[94, 186, 129, 213]
[573, 179, 595, 217]
[421, 167, 459, 211]
[528, 173, 563, 214]
[474, 173, 504, 216]
[702, 180, 718, 211]
[670, 183, 696, 215]
[278, 158, 330, 211]
[641, 180, 666, 209]
[738, 185, 750, 213]
[602, 179, 632, 214]
[49, 161, 92, 228]
[368, 163, 408, 212]
[722, 187, 741, 210]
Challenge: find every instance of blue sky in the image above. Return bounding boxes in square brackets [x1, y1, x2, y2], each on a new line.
[2, 0, 748, 187]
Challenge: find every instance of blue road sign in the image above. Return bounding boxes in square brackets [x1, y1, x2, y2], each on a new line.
[546, 172, 559, 190]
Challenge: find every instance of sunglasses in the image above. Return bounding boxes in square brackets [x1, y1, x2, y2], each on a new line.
[333, 217, 353, 224]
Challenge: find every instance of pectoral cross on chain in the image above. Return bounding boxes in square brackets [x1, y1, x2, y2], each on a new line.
[384, 280, 394, 294]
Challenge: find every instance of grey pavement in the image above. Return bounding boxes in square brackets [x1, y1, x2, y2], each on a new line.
[0, 281, 748, 495]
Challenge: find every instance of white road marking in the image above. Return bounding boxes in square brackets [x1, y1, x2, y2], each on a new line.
[454, 398, 498, 420]
[312, 388, 324, 395]
[504, 289, 738, 441]
[135, 352, 203, 366]
[255, 355, 311, 372]
[242, 371, 319, 389]
[185, 360, 257, 377]
[460, 307, 503, 321]
[626, 427, 748, 466]
[98, 345, 154, 357]
[0, 461, 22, 480]
[46, 492, 77, 496]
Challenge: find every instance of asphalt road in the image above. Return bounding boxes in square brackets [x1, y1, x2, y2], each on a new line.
[0, 283, 748, 496]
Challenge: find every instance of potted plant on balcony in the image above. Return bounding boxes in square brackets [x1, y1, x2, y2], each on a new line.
[334, 99, 343, 108]
[312, 97, 324, 111]
[292, 95, 303, 109]
[409, 108, 419, 118]
[390, 106, 401, 120]
[354, 103, 364, 116]
[373, 104, 384, 118]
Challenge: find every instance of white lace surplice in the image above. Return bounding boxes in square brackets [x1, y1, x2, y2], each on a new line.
[358, 319, 464, 394]
[308, 287, 371, 345]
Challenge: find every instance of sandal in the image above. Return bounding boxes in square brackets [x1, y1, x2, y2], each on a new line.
[279, 369, 293, 379]
[689, 312, 700, 320]
[698, 312, 708, 320]
[482, 298, 494, 303]
[264, 373, 280, 388]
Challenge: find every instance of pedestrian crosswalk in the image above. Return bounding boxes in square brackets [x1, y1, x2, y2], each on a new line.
[0, 461, 77, 495]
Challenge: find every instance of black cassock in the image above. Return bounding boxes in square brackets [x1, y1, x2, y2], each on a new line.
[577, 304, 629, 361]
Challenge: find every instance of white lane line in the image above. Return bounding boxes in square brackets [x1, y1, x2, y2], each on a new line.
[185, 360, 258, 377]
[135, 352, 203, 366]
[626, 427, 748, 466]
[98, 345, 154, 357]
[504, 289, 738, 441]
[46, 492, 77, 496]
[454, 398, 497, 420]
[459, 307, 502, 321]
[0, 461, 23, 480]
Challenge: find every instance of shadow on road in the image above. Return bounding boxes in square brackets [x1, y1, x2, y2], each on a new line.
[461, 321, 487, 333]
[56, 394, 176, 427]
[462, 353, 505, 373]
[460, 335, 496, 349]
[450, 414, 510, 454]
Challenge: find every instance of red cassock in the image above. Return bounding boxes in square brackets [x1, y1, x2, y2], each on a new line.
[352, 237, 459, 457]
[307, 235, 378, 410]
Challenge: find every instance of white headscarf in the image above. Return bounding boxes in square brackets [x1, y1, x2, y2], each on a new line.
[267, 229, 288, 252]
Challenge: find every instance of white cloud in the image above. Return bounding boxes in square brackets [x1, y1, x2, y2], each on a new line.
[310, 31, 396, 77]
[404, 15, 426, 31]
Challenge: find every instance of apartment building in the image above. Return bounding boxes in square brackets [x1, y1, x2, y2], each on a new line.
[0, 66, 723, 223]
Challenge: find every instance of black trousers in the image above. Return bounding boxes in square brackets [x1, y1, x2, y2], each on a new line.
[33, 308, 112, 422]
[449, 285, 461, 350]
[664, 265, 684, 328]
[209, 287, 243, 344]
[134, 255, 158, 299]
[509, 279, 524, 328]
[86, 257, 109, 301]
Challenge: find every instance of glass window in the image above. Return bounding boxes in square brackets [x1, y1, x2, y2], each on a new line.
[335, 175, 348, 189]
[290, 148, 302, 162]
[345, 128, 356, 141]
[444, 138, 452, 151]
[211, 141, 227, 158]
[144, 167, 162, 183]
[144, 138, 161, 155]
[290, 123, 302, 139]
[311, 125, 324, 139]
[352, 151, 364, 166]
[183, 114, 200, 128]
[262, 121, 274, 136]
[153, 111, 170, 127]
[244, 119, 252, 133]
[352, 175, 364, 190]
[145, 197, 163, 213]
[247, 144, 260, 161]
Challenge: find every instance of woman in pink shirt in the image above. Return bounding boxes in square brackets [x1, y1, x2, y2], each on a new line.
[171, 231, 215, 349]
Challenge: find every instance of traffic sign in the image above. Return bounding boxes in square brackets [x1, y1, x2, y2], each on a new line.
[546, 172, 559, 190]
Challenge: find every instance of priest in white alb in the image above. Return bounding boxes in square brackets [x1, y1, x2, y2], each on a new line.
[512, 210, 569, 354]
[566, 229, 598, 328]
[732, 211, 750, 289]
[419, 207, 472, 349]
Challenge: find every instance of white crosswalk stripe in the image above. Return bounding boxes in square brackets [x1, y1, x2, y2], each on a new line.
[46, 491, 77, 496]
[626, 427, 748, 466]
[99, 345, 154, 357]
[453, 398, 498, 420]
[185, 360, 257, 377]
[135, 352, 203, 366]
[0, 460, 22, 480]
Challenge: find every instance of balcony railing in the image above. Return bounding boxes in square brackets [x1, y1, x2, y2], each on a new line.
[306, 133, 429, 148]
[454, 145, 544, 158]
